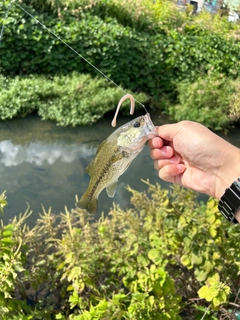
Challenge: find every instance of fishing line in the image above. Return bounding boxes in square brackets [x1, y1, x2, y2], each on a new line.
[11, 2, 148, 113]
[0, 0, 15, 46]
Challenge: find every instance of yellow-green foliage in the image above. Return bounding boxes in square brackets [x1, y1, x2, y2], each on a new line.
[229, 80, 240, 123]
[0, 192, 7, 214]
[0, 183, 240, 319]
[193, 11, 239, 37]
[171, 75, 240, 130]
[140, 0, 185, 27]
[59, 0, 240, 36]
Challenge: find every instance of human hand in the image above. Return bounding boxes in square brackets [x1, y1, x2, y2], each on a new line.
[149, 121, 240, 200]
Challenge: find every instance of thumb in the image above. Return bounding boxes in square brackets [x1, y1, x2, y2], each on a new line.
[156, 123, 181, 142]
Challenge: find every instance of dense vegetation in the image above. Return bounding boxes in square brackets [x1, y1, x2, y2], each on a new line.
[0, 0, 240, 128]
[0, 73, 147, 125]
[170, 73, 240, 130]
[1, 182, 240, 319]
[0, 1, 240, 318]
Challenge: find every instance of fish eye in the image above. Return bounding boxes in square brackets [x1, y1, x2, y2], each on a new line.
[133, 121, 140, 128]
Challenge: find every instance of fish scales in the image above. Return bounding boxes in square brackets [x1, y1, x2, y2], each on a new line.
[78, 113, 156, 213]
[87, 146, 124, 199]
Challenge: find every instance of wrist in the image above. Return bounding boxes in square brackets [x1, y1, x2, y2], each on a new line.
[215, 146, 240, 200]
[214, 144, 240, 224]
[236, 209, 240, 222]
[218, 177, 240, 224]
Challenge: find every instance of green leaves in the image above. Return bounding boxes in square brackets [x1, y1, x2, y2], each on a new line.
[0, 1, 240, 317]
[198, 273, 230, 309]
[0, 181, 240, 318]
[1, 1, 240, 114]
[170, 74, 240, 130]
[0, 73, 147, 125]
[0, 220, 28, 318]
[0, 192, 7, 214]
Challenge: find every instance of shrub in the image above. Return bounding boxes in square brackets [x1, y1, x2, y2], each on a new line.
[192, 11, 239, 37]
[169, 74, 240, 130]
[0, 192, 29, 319]
[0, 73, 148, 125]
[1, 182, 240, 318]
[0, 2, 240, 103]
[228, 81, 240, 123]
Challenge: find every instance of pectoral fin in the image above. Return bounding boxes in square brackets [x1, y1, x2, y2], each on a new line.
[106, 181, 118, 198]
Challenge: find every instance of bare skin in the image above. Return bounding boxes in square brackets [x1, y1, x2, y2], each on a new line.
[148, 121, 240, 222]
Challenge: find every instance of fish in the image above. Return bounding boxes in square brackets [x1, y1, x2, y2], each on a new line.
[77, 113, 156, 213]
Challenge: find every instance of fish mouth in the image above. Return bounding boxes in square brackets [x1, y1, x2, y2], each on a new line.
[144, 113, 157, 139]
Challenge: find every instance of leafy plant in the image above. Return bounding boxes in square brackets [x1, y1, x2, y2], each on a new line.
[169, 74, 240, 130]
[1, 182, 240, 318]
[0, 193, 29, 319]
[198, 273, 230, 310]
[0, 73, 147, 125]
[0, 1, 240, 105]
[0, 192, 7, 214]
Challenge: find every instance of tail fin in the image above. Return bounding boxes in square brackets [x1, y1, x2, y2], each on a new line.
[77, 193, 98, 214]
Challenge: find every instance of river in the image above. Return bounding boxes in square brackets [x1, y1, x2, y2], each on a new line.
[0, 112, 240, 226]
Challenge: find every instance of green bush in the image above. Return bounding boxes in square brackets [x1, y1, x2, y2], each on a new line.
[1, 2, 240, 102]
[192, 11, 240, 37]
[0, 192, 29, 319]
[0, 73, 147, 125]
[1, 70, 239, 129]
[169, 74, 240, 130]
[1, 182, 240, 319]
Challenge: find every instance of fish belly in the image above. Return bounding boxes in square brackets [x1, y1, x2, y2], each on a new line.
[78, 153, 137, 213]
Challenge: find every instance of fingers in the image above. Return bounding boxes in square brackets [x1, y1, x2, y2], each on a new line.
[148, 136, 164, 149]
[149, 124, 186, 184]
[154, 155, 181, 170]
[157, 163, 186, 183]
[150, 145, 174, 160]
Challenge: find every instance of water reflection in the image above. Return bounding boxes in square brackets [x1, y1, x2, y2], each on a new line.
[0, 113, 239, 227]
[0, 140, 95, 166]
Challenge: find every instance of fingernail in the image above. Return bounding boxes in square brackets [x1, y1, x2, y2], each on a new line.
[161, 146, 172, 157]
[170, 155, 180, 163]
[177, 164, 186, 172]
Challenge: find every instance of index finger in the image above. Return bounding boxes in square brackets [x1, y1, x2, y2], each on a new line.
[148, 136, 164, 149]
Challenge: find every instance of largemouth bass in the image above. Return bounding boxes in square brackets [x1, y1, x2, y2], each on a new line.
[78, 113, 156, 213]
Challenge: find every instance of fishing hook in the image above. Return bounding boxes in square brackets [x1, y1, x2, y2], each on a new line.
[111, 94, 135, 127]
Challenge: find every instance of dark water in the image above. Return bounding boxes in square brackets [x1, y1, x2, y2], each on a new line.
[0, 113, 240, 226]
